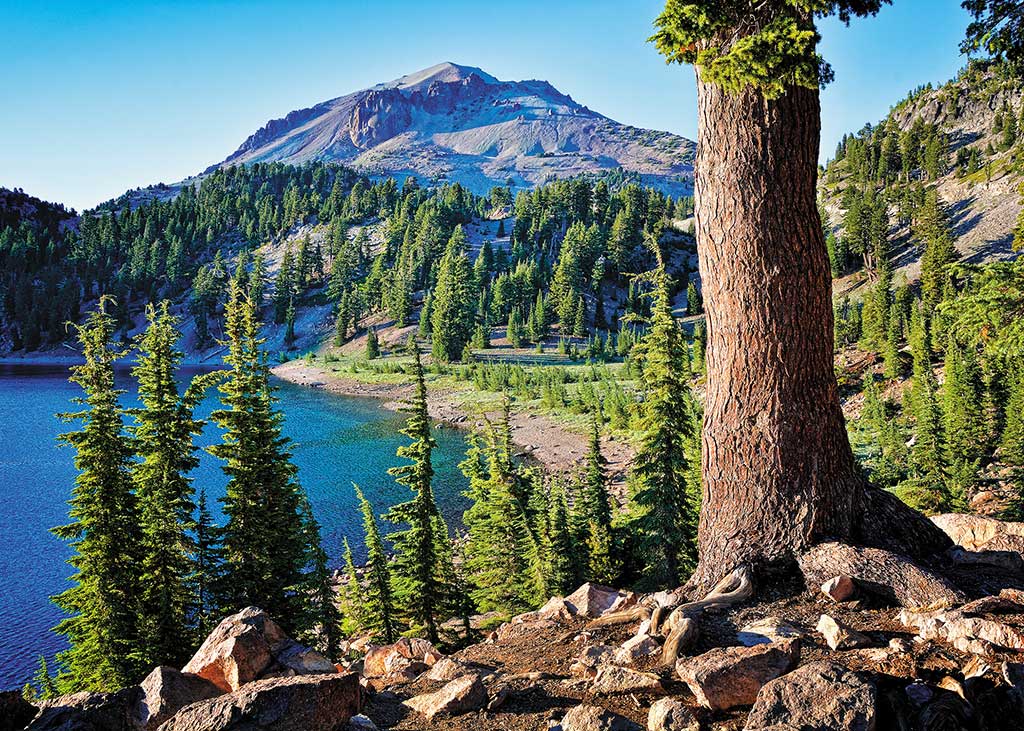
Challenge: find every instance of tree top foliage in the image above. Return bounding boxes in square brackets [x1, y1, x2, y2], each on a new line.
[961, 1, 1024, 63]
[650, 1, 890, 98]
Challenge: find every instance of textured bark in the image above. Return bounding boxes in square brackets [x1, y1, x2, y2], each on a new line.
[798, 542, 966, 608]
[689, 51, 950, 591]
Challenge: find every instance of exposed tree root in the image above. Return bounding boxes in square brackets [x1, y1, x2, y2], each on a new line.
[586, 605, 651, 629]
[672, 565, 754, 615]
[856, 486, 954, 560]
[798, 541, 966, 609]
[660, 615, 698, 666]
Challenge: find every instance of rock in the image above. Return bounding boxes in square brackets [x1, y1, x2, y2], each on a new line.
[539, 596, 576, 621]
[736, 617, 807, 647]
[133, 666, 221, 731]
[158, 673, 360, 731]
[821, 575, 857, 602]
[565, 583, 626, 618]
[647, 697, 699, 731]
[905, 681, 933, 706]
[899, 606, 1024, 653]
[28, 688, 142, 731]
[947, 546, 1024, 572]
[1003, 662, 1024, 707]
[591, 665, 664, 695]
[613, 634, 661, 665]
[486, 685, 511, 711]
[402, 674, 487, 722]
[816, 614, 872, 650]
[571, 644, 616, 678]
[560, 704, 642, 731]
[274, 640, 337, 676]
[425, 656, 471, 682]
[181, 607, 288, 692]
[931, 513, 1024, 553]
[1, 691, 37, 731]
[960, 588, 1024, 615]
[362, 638, 441, 677]
[675, 639, 800, 710]
[889, 637, 913, 653]
[744, 661, 876, 731]
[348, 715, 378, 731]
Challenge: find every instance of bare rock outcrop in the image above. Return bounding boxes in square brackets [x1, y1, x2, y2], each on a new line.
[591, 665, 664, 695]
[28, 687, 142, 731]
[362, 638, 441, 679]
[675, 639, 800, 710]
[743, 661, 876, 731]
[646, 698, 699, 731]
[157, 673, 360, 731]
[1, 691, 38, 731]
[816, 614, 873, 650]
[402, 673, 487, 722]
[181, 607, 334, 693]
[932, 514, 1024, 553]
[133, 666, 221, 731]
[560, 704, 642, 731]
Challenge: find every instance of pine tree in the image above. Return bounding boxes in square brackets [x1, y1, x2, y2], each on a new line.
[366, 328, 380, 360]
[193, 487, 224, 640]
[904, 304, 951, 511]
[52, 298, 144, 691]
[130, 302, 208, 668]
[297, 497, 342, 658]
[210, 284, 309, 629]
[461, 411, 547, 613]
[625, 267, 697, 587]
[354, 484, 397, 642]
[284, 298, 296, 346]
[582, 416, 612, 532]
[919, 191, 956, 310]
[385, 349, 447, 641]
[339, 539, 366, 636]
[430, 226, 475, 362]
[543, 481, 575, 596]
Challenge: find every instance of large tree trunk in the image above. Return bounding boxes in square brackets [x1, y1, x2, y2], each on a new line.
[688, 67, 949, 592]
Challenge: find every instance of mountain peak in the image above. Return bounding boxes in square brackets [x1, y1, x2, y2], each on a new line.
[378, 62, 499, 92]
[215, 64, 694, 194]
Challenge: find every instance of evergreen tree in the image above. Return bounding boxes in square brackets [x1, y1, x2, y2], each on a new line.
[52, 299, 144, 691]
[366, 327, 380, 360]
[193, 487, 224, 639]
[385, 349, 447, 641]
[297, 497, 342, 658]
[919, 191, 956, 310]
[430, 226, 475, 362]
[130, 302, 208, 669]
[210, 284, 309, 629]
[354, 484, 397, 642]
[625, 267, 696, 586]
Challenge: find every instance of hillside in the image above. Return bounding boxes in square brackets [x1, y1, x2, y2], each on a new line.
[821, 60, 1023, 299]
[211, 62, 694, 195]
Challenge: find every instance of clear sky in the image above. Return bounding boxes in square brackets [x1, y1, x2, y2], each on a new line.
[0, 0, 973, 212]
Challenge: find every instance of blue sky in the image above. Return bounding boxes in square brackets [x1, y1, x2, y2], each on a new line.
[1, 0, 972, 211]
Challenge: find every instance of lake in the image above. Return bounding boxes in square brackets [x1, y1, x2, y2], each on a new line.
[0, 363, 470, 691]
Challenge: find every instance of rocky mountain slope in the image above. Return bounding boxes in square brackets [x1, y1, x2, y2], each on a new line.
[10, 512, 1024, 730]
[821, 62, 1023, 298]
[211, 62, 694, 195]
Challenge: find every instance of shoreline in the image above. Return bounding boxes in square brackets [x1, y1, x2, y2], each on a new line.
[270, 360, 635, 486]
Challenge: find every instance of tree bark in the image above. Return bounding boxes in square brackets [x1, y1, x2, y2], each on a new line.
[689, 66, 950, 592]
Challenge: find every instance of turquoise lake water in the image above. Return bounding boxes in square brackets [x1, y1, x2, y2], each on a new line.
[0, 363, 470, 690]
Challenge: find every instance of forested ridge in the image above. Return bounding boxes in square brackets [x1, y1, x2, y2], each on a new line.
[818, 58, 1024, 518]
